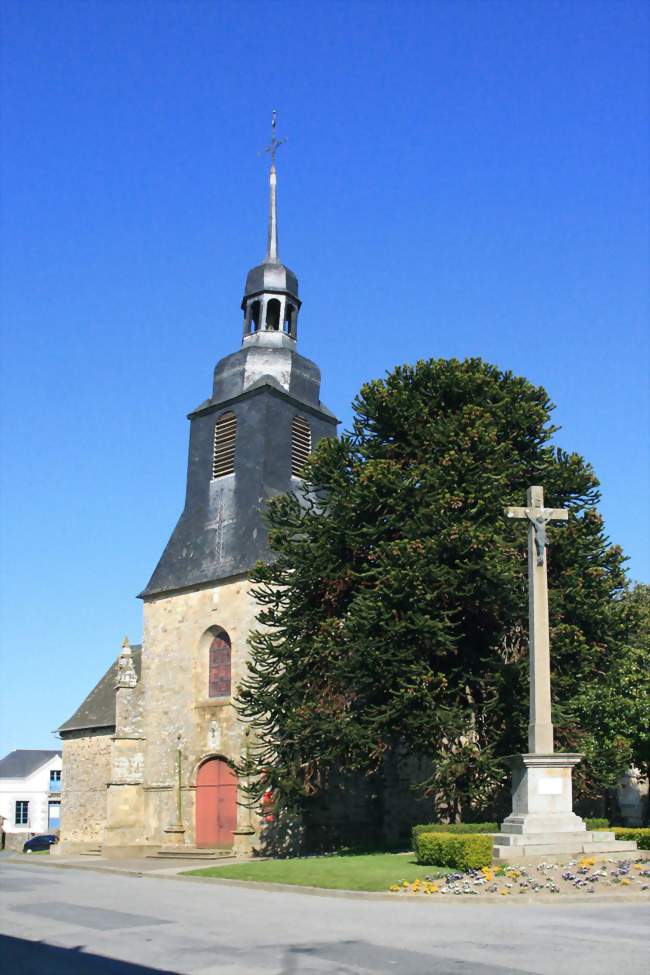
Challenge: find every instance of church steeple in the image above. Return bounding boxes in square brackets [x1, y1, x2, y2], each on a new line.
[140, 118, 337, 600]
[242, 112, 300, 345]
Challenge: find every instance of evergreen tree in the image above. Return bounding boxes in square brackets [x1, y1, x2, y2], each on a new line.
[236, 358, 636, 821]
[573, 582, 650, 795]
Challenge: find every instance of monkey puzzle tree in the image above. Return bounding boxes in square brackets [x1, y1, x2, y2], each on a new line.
[236, 358, 637, 824]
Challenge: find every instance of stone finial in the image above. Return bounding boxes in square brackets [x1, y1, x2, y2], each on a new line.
[122, 635, 130, 648]
[115, 643, 138, 689]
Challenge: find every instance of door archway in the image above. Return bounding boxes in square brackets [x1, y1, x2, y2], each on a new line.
[195, 757, 237, 848]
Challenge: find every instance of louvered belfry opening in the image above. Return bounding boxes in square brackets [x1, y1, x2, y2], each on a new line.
[212, 411, 237, 478]
[291, 415, 311, 477]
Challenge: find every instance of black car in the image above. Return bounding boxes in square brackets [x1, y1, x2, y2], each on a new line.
[23, 834, 59, 853]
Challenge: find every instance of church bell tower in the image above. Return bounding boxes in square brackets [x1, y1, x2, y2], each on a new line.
[142, 117, 337, 599]
[59, 117, 339, 859]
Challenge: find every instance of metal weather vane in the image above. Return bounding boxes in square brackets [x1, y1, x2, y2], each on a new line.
[262, 109, 287, 168]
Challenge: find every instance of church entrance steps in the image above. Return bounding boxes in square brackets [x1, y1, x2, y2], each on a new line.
[147, 847, 234, 860]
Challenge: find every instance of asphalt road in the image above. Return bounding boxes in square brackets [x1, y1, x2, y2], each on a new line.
[1, 860, 648, 975]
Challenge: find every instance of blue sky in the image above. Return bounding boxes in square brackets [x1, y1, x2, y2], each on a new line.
[1, 0, 648, 754]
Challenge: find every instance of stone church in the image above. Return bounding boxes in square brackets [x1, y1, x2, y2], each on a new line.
[57, 147, 340, 857]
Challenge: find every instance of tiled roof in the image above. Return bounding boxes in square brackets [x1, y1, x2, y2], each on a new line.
[0, 749, 61, 778]
[58, 647, 142, 735]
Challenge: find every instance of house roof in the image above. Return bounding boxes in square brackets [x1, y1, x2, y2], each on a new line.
[0, 750, 61, 778]
[58, 646, 142, 735]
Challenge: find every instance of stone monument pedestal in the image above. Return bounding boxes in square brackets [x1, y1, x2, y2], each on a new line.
[493, 753, 637, 860]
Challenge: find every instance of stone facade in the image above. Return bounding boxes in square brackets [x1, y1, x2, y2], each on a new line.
[62, 576, 260, 857]
[139, 576, 258, 853]
[57, 731, 111, 851]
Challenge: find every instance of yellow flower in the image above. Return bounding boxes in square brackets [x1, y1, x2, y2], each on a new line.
[633, 863, 643, 870]
[429, 885, 439, 893]
[389, 885, 400, 892]
[621, 879, 631, 886]
[402, 880, 410, 887]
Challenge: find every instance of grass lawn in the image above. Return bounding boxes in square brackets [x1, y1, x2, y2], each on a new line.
[182, 852, 447, 892]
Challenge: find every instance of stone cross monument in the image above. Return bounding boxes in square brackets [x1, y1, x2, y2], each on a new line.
[493, 485, 637, 860]
[505, 485, 568, 754]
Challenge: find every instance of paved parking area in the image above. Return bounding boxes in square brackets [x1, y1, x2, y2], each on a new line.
[1, 859, 648, 974]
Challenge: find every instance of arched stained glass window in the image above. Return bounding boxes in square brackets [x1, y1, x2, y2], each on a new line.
[291, 416, 311, 477]
[212, 412, 237, 478]
[208, 628, 231, 698]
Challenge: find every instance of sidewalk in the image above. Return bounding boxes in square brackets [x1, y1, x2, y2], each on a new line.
[2, 850, 239, 878]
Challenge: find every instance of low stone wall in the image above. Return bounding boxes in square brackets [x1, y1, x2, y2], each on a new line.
[2, 832, 28, 853]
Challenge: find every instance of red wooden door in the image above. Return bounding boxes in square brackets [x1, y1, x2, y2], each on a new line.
[195, 758, 237, 848]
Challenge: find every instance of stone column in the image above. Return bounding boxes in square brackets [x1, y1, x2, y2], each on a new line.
[526, 485, 554, 754]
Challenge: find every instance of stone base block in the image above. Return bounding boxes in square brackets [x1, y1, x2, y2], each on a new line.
[52, 841, 101, 856]
[232, 828, 257, 857]
[492, 832, 638, 861]
[494, 830, 607, 847]
[500, 813, 587, 835]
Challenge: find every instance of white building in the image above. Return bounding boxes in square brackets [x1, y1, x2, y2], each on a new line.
[0, 750, 62, 837]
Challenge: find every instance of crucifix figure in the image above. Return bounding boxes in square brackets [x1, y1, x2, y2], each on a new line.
[505, 486, 568, 754]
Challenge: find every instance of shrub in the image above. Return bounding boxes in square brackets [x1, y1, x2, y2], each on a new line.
[612, 827, 650, 850]
[414, 831, 493, 870]
[586, 818, 610, 830]
[411, 822, 497, 849]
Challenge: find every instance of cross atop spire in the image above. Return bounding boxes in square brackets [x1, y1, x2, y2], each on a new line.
[262, 110, 286, 262]
[263, 109, 287, 168]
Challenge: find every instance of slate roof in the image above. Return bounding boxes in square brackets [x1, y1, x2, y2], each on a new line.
[58, 646, 142, 735]
[0, 750, 61, 778]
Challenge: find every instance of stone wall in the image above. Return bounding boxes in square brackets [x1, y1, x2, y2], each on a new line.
[57, 729, 112, 851]
[139, 573, 259, 849]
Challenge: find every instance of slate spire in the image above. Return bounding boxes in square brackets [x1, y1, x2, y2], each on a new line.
[264, 110, 284, 263]
[139, 117, 338, 600]
[241, 112, 300, 344]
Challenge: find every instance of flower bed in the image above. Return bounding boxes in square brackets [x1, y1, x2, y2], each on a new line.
[390, 857, 650, 896]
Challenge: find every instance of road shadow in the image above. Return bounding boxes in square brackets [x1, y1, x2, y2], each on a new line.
[275, 938, 538, 975]
[0, 935, 180, 975]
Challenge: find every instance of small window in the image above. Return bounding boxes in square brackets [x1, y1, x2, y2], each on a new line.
[291, 416, 312, 477]
[209, 628, 232, 698]
[49, 770, 61, 792]
[15, 801, 29, 826]
[212, 412, 237, 478]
